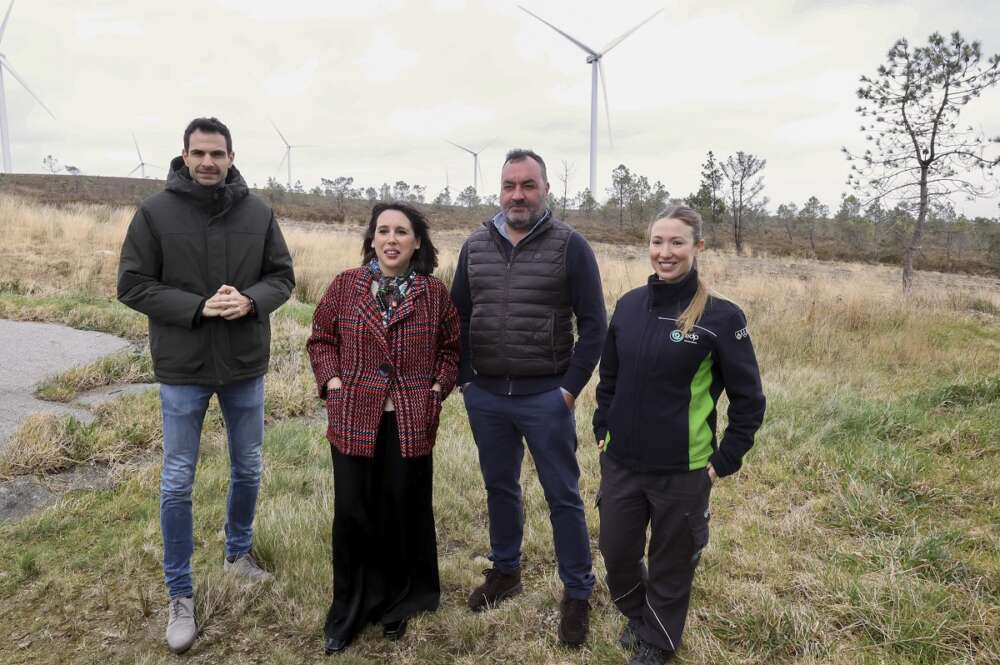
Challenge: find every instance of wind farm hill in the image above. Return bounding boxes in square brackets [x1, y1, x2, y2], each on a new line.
[3, 173, 999, 277]
[0, 172, 641, 244]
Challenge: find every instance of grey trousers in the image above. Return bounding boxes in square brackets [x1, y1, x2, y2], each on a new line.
[597, 453, 712, 653]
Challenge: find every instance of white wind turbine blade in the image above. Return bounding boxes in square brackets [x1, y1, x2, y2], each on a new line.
[276, 149, 288, 173]
[132, 133, 143, 162]
[598, 60, 613, 148]
[127, 164, 142, 177]
[599, 8, 664, 55]
[0, 56, 55, 119]
[518, 5, 598, 56]
[0, 1, 14, 46]
[446, 139, 475, 155]
[269, 119, 290, 147]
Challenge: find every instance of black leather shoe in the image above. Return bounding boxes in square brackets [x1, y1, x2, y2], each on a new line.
[557, 594, 590, 647]
[383, 619, 408, 641]
[619, 619, 641, 652]
[324, 635, 350, 655]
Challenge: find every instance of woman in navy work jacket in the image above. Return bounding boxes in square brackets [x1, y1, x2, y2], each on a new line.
[592, 204, 765, 665]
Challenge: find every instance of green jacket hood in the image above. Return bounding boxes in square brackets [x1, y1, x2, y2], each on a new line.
[166, 155, 249, 210]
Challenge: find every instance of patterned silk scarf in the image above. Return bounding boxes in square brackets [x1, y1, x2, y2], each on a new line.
[369, 258, 416, 325]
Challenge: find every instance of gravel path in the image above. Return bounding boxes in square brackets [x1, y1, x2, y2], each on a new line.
[0, 319, 132, 450]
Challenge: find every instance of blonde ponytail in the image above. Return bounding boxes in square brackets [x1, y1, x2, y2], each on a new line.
[677, 276, 709, 335]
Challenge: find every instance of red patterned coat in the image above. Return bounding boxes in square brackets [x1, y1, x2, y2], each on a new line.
[306, 266, 460, 458]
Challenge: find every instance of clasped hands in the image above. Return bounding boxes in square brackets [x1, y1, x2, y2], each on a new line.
[202, 284, 252, 320]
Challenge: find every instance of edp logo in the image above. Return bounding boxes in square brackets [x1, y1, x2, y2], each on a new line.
[670, 330, 699, 343]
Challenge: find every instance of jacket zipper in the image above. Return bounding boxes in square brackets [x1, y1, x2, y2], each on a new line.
[493, 219, 545, 398]
[503, 253, 514, 396]
[209, 204, 229, 386]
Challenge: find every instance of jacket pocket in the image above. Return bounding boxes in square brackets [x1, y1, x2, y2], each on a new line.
[550, 312, 557, 373]
[326, 388, 344, 438]
[229, 319, 266, 368]
[427, 390, 443, 441]
[149, 323, 205, 374]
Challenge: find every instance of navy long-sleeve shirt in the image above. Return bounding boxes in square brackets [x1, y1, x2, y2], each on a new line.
[450, 218, 607, 397]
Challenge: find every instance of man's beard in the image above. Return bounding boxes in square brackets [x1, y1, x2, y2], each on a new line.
[505, 207, 544, 230]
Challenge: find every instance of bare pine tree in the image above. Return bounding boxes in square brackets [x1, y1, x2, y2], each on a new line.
[608, 164, 633, 229]
[720, 152, 766, 253]
[701, 151, 725, 224]
[559, 160, 574, 219]
[844, 31, 1000, 290]
[42, 154, 61, 174]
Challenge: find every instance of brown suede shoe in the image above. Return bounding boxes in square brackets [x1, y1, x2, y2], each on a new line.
[558, 593, 590, 646]
[468, 567, 522, 612]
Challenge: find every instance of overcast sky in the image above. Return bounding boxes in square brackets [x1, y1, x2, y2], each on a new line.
[4, 0, 1000, 216]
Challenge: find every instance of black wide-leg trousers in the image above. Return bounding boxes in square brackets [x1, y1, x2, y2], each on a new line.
[325, 412, 440, 644]
[598, 452, 712, 654]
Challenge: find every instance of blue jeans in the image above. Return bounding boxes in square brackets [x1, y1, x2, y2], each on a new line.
[462, 383, 595, 600]
[159, 376, 265, 598]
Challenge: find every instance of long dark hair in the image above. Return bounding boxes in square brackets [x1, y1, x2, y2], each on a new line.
[361, 201, 439, 275]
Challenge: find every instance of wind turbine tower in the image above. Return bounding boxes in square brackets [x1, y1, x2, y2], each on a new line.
[447, 140, 487, 192]
[271, 120, 316, 190]
[0, 0, 56, 173]
[519, 5, 663, 196]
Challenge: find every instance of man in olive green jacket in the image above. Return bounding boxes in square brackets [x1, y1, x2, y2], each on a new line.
[117, 117, 294, 655]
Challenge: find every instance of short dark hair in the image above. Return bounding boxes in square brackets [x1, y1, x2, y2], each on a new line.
[503, 148, 547, 183]
[183, 117, 233, 153]
[361, 201, 440, 276]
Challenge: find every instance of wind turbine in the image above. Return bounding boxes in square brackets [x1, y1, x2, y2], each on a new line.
[447, 140, 487, 192]
[519, 5, 663, 196]
[128, 133, 156, 178]
[0, 0, 56, 173]
[271, 119, 317, 190]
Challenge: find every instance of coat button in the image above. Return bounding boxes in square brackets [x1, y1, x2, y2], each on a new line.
[378, 363, 393, 378]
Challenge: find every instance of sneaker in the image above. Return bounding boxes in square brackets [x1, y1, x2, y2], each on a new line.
[619, 619, 641, 652]
[557, 593, 590, 646]
[223, 552, 274, 582]
[467, 567, 522, 612]
[629, 640, 674, 664]
[166, 596, 197, 654]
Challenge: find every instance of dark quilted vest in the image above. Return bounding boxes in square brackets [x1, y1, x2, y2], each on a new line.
[467, 218, 574, 377]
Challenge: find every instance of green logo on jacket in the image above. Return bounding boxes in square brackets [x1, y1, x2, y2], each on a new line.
[670, 330, 684, 342]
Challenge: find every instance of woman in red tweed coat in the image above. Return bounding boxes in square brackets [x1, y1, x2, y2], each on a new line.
[306, 201, 460, 655]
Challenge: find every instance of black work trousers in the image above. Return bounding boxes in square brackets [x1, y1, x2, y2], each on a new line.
[598, 452, 712, 654]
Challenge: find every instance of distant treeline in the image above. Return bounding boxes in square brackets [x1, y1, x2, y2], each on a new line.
[2, 171, 998, 278]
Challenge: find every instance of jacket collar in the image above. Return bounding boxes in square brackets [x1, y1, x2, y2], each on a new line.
[490, 209, 551, 241]
[484, 210, 554, 249]
[647, 268, 700, 309]
[165, 156, 249, 215]
[351, 266, 428, 348]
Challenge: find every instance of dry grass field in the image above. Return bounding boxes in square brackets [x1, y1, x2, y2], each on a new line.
[0, 195, 998, 664]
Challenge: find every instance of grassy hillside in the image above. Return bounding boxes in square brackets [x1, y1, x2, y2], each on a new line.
[0, 196, 998, 664]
